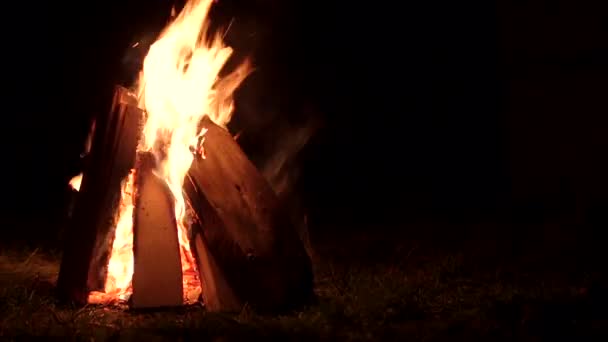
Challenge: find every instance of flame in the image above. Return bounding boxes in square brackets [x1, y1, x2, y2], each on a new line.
[69, 119, 96, 192]
[135, 0, 250, 304]
[84, 0, 251, 305]
[69, 173, 82, 191]
[88, 170, 136, 304]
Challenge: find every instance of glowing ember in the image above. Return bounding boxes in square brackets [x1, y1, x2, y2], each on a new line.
[80, 0, 251, 305]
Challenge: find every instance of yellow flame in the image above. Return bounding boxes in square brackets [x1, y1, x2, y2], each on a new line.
[69, 173, 83, 191]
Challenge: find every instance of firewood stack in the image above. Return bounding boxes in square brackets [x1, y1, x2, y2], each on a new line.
[57, 86, 314, 313]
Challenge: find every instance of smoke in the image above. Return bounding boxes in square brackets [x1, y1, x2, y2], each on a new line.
[257, 112, 321, 261]
[121, 33, 160, 87]
[261, 122, 315, 197]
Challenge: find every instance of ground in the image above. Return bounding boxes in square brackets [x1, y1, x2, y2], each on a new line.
[1, 221, 607, 341]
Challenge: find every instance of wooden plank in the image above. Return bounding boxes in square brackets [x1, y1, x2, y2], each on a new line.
[192, 228, 242, 312]
[185, 179, 241, 312]
[56, 86, 143, 304]
[131, 152, 183, 308]
[186, 117, 314, 313]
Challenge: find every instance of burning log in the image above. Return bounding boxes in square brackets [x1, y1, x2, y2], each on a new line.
[57, 86, 143, 304]
[186, 117, 314, 313]
[131, 153, 184, 308]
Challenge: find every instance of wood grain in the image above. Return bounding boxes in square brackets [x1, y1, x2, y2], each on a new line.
[186, 117, 314, 313]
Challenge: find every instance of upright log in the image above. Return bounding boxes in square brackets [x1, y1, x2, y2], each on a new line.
[131, 152, 184, 308]
[186, 117, 314, 313]
[57, 87, 143, 304]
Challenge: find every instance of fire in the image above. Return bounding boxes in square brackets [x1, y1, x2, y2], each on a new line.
[88, 170, 136, 304]
[68, 173, 82, 191]
[82, 0, 251, 305]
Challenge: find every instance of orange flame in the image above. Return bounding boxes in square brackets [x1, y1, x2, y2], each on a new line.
[85, 0, 251, 305]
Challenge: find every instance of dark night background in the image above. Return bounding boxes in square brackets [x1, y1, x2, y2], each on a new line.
[3, 0, 608, 245]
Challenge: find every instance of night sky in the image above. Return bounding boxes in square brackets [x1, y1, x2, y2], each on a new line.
[3, 1, 608, 240]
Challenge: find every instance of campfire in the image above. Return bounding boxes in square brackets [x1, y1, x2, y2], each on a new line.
[58, 0, 313, 312]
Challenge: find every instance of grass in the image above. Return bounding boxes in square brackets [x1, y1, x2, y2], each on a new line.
[1, 223, 608, 341]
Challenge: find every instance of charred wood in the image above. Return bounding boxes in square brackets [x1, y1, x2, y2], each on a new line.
[56, 86, 143, 304]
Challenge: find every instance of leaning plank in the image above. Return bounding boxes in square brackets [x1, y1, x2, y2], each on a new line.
[185, 179, 241, 312]
[186, 116, 314, 313]
[192, 228, 242, 312]
[131, 152, 183, 309]
[56, 86, 143, 304]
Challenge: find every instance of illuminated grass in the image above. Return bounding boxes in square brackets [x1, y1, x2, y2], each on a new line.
[1, 228, 606, 341]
